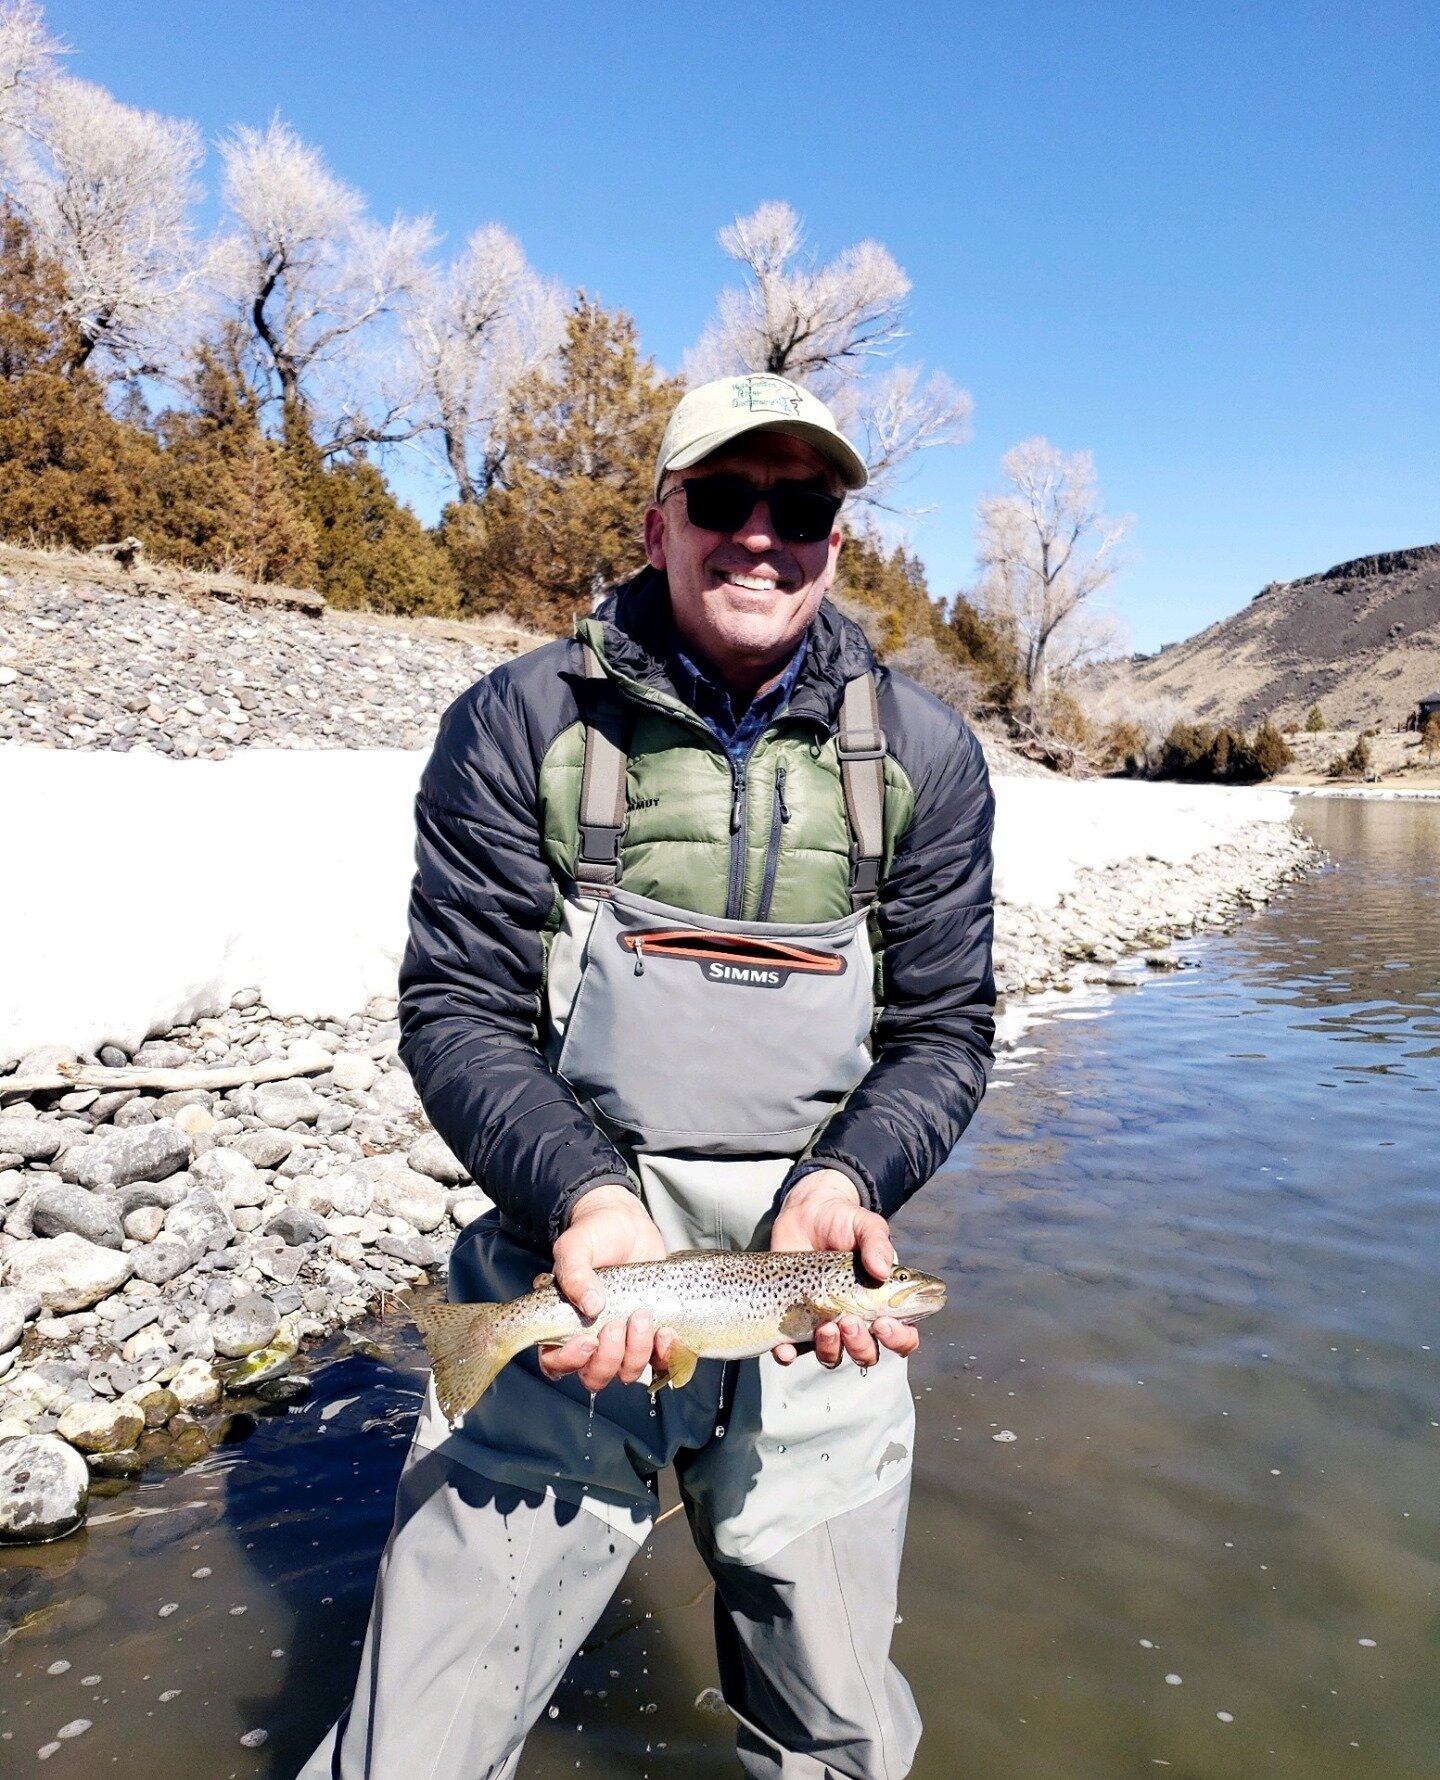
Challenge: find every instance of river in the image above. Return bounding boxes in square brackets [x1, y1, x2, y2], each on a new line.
[1, 796, 1436, 1778]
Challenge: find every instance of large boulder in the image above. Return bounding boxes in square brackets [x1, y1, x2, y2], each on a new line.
[65, 1122, 193, 1191]
[0, 1117, 63, 1163]
[0, 1284, 36, 1354]
[5, 1233, 132, 1312]
[30, 1184, 124, 1250]
[0, 1435, 89, 1542]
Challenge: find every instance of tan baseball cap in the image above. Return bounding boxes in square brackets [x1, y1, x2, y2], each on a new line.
[654, 373, 869, 497]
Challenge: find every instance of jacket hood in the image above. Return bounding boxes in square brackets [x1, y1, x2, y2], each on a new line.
[582, 565, 877, 730]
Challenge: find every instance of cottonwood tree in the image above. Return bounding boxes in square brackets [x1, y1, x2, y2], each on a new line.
[0, 0, 59, 174]
[218, 116, 434, 455]
[974, 437, 1130, 707]
[687, 200, 971, 505]
[12, 75, 204, 379]
[406, 224, 564, 504]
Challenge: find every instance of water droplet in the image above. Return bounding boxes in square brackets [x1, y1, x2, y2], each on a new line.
[548, 1705, 560, 1718]
[1217, 1711, 1234, 1723]
[1165, 1673, 1183, 1686]
[79, 1677, 100, 1688]
[56, 1720, 90, 1740]
[158, 1602, 178, 1618]
[46, 1661, 70, 1677]
[239, 1728, 269, 1748]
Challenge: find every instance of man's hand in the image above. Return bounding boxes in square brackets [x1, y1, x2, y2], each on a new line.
[768, 1168, 920, 1371]
[538, 1183, 675, 1394]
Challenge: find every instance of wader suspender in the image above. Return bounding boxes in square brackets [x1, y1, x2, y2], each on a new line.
[576, 643, 887, 907]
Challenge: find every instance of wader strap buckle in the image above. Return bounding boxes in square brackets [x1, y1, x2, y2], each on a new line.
[577, 642, 628, 893]
[838, 672, 887, 910]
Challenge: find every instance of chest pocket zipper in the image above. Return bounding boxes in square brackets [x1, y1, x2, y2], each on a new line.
[756, 767, 790, 923]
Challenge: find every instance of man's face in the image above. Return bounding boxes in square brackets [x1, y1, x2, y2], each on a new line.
[643, 433, 843, 683]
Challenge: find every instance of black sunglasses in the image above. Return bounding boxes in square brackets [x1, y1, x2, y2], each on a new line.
[662, 473, 842, 544]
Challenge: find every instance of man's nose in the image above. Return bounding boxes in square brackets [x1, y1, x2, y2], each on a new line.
[734, 493, 780, 551]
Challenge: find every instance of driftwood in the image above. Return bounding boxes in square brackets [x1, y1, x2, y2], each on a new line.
[0, 1051, 335, 1098]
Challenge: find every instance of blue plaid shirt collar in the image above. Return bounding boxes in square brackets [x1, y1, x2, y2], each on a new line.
[669, 631, 810, 763]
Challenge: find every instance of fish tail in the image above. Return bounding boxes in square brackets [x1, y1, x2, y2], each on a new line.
[408, 1300, 519, 1421]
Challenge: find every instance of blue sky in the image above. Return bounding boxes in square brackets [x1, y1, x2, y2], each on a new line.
[43, 0, 1439, 652]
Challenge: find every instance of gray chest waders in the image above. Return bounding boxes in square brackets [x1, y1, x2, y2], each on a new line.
[415, 646, 916, 1566]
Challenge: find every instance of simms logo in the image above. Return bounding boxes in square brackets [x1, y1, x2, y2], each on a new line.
[706, 961, 784, 988]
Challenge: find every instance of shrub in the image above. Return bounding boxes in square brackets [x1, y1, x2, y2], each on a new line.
[1420, 712, 1440, 763]
[1304, 704, 1326, 732]
[1158, 721, 1215, 779]
[1097, 719, 1148, 775]
[1327, 735, 1372, 779]
[1248, 719, 1295, 780]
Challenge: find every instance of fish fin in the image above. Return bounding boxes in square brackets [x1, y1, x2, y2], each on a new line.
[647, 1341, 700, 1398]
[408, 1301, 515, 1421]
[778, 1304, 817, 1341]
[532, 1271, 554, 1291]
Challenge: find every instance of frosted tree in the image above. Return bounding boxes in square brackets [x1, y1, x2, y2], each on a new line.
[218, 116, 434, 455]
[687, 200, 971, 504]
[0, 0, 59, 174]
[406, 224, 565, 503]
[12, 74, 204, 378]
[975, 437, 1131, 703]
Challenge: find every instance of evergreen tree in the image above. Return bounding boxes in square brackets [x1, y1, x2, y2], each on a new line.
[442, 295, 681, 631]
[0, 204, 161, 549]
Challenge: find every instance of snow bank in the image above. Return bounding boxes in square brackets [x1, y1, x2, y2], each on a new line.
[990, 775, 1296, 909]
[1, 749, 1295, 1058]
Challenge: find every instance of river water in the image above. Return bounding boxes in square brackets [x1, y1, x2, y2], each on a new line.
[1, 797, 1436, 1779]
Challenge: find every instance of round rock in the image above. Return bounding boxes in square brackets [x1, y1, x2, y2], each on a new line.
[31, 1184, 124, 1250]
[367, 1163, 446, 1233]
[0, 1435, 89, 1542]
[56, 1399, 144, 1454]
[212, 1294, 281, 1359]
[5, 1233, 133, 1312]
[406, 1133, 467, 1186]
[67, 1121, 193, 1191]
[264, 1207, 327, 1247]
[0, 1118, 63, 1163]
[130, 1236, 193, 1286]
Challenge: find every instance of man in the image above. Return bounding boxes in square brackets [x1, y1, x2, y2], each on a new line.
[302, 373, 995, 1779]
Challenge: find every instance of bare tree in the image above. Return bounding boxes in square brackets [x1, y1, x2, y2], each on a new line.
[687, 200, 971, 504]
[218, 116, 434, 454]
[12, 74, 204, 378]
[0, 0, 60, 173]
[405, 224, 564, 503]
[975, 437, 1131, 703]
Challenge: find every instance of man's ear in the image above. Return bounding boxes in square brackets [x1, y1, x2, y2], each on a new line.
[643, 503, 667, 571]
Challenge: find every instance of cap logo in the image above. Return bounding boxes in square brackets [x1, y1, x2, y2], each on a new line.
[730, 374, 804, 417]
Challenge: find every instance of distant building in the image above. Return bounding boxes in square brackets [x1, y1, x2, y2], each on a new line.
[1407, 693, 1440, 731]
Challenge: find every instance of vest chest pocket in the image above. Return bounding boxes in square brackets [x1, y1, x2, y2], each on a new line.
[548, 887, 874, 1158]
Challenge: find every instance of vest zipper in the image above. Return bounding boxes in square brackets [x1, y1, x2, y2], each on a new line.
[726, 756, 748, 919]
[756, 767, 790, 922]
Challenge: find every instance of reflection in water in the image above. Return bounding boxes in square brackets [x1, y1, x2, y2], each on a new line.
[1, 799, 1437, 1778]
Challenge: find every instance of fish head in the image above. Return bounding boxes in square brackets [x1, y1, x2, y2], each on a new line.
[820, 1263, 947, 1326]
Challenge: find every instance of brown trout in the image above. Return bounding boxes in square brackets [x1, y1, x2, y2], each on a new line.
[409, 1249, 946, 1422]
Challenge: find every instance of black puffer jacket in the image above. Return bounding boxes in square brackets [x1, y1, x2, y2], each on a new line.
[398, 570, 996, 1253]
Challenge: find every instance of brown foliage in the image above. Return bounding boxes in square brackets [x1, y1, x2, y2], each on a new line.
[0, 205, 163, 551]
[443, 296, 681, 631]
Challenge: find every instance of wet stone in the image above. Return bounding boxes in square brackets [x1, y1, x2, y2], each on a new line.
[212, 1294, 280, 1358]
[0, 1435, 89, 1542]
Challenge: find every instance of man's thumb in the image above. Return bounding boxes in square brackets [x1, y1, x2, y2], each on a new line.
[555, 1250, 605, 1321]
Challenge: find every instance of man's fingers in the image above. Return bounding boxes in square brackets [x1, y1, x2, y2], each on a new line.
[537, 1334, 598, 1379]
[814, 1321, 844, 1368]
[577, 1317, 627, 1393]
[770, 1340, 799, 1366]
[856, 1216, 895, 1282]
[618, 1311, 653, 1386]
[873, 1316, 920, 1357]
[838, 1314, 880, 1368]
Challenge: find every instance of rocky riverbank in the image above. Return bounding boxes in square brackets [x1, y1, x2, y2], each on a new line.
[0, 991, 476, 1541]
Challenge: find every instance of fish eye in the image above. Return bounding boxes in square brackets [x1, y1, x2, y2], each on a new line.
[891, 1266, 911, 1281]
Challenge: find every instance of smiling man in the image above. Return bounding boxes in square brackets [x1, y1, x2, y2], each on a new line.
[302, 374, 996, 1780]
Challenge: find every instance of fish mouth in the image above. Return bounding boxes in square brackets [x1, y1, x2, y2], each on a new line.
[884, 1278, 947, 1321]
